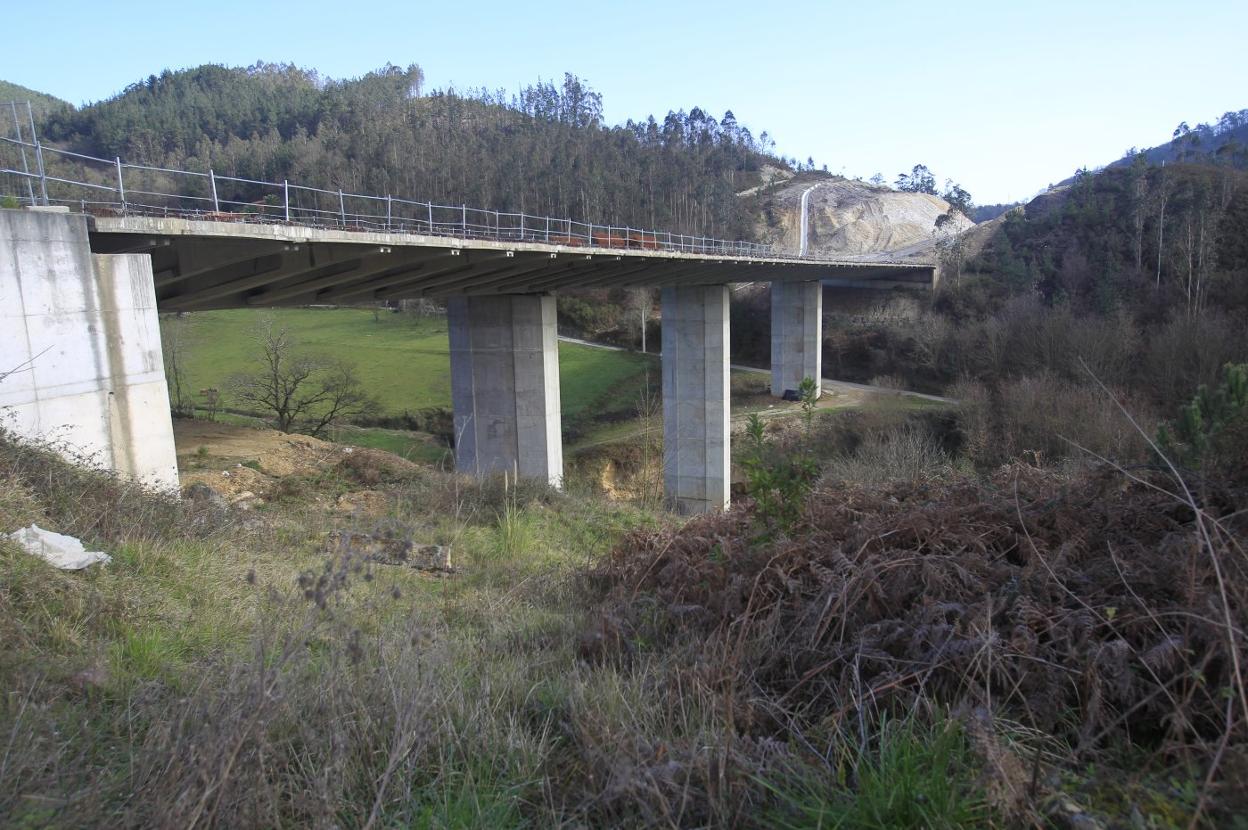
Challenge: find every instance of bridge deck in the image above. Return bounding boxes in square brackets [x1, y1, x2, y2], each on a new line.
[88, 216, 934, 310]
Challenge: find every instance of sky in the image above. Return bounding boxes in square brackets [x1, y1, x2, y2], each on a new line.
[3, 0, 1245, 205]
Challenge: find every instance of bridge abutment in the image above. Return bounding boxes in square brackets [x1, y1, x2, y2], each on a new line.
[448, 294, 563, 487]
[770, 280, 822, 398]
[661, 284, 730, 515]
[0, 209, 179, 490]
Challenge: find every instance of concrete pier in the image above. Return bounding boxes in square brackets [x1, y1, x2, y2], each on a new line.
[448, 294, 563, 486]
[770, 280, 822, 398]
[0, 209, 178, 489]
[661, 284, 730, 514]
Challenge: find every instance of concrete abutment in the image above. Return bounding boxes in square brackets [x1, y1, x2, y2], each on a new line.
[0, 209, 178, 489]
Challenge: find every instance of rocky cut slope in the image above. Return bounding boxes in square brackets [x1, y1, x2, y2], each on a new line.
[751, 175, 974, 261]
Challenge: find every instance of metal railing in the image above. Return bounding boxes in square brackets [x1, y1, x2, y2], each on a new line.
[0, 123, 806, 260]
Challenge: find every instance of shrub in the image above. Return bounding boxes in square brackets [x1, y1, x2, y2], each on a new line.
[952, 374, 1155, 469]
[741, 413, 818, 535]
[822, 422, 955, 485]
[1158, 362, 1248, 485]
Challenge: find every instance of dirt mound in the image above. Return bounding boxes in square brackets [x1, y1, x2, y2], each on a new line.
[591, 466, 1247, 766]
[174, 421, 417, 512]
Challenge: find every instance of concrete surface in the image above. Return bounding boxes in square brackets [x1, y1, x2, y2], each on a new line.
[88, 215, 935, 308]
[449, 294, 563, 487]
[661, 285, 730, 514]
[770, 281, 822, 398]
[0, 209, 178, 489]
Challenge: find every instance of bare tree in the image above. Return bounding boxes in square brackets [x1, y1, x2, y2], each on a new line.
[629, 287, 653, 353]
[933, 212, 968, 286]
[230, 321, 376, 437]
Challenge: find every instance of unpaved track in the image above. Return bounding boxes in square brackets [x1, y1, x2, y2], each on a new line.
[798, 184, 819, 256]
[556, 336, 954, 404]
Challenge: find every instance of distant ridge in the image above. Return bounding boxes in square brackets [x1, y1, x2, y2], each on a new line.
[0, 80, 73, 121]
[1059, 108, 1248, 187]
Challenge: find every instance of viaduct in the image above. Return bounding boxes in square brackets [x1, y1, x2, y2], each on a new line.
[0, 207, 932, 514]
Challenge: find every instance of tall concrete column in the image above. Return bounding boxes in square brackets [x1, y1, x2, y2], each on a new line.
[0, 208, 179, 490]
[770, 280, 822, 397]
[448, 294, 562, 487]
[662, 284, 730, 514]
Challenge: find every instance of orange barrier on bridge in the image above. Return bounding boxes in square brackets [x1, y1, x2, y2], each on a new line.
[543, 230, 663, 249]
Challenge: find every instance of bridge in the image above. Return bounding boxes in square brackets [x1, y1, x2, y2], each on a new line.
[1, 130, 933, 513]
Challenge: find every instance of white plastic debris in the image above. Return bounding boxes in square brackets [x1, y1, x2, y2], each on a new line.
[3, 524, 112, 570]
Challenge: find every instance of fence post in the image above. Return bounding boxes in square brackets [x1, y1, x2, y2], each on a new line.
[33, 139, 48, 206]
[386, 195, 392, 231]
[209, 169, 220, 212]
[115, 157, 126, 211]
[10, 102, 36, 205]
[545, 216, 550, 243]
[462, 204, 467, 235]
[26, 103, 49, 205]
[338, 189, 346, 227]
[283, 180, 290, 222]
[519, 213, 524, 241]
[427, 201, 433, 233]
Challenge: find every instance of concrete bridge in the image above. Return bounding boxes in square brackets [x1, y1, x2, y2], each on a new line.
[1, 207, 932, 513]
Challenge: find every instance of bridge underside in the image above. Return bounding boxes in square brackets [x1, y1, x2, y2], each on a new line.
[87, 217, 933, 310]
[0, 211, 941, 514]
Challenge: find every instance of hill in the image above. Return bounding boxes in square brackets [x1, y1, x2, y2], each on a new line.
[0, 80, 72, 121]
[11, 63, 980, 260]
[1058, 108, 1248, 187]
[752, 174, 974, 261]
[1117, 109, 1248, 170]
[968, 160, 1248, 315]
[34, 63, 784, 241]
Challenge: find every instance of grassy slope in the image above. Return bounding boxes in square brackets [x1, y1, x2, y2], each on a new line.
[174, 308, 653, 421]
[0, 423, 994, 827]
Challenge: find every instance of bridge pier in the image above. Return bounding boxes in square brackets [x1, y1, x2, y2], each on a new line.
[770, 280, 822, 398]
[0, 209, 179, 490]
[661, 284, 730, 514]
[448, 294, 563, 487]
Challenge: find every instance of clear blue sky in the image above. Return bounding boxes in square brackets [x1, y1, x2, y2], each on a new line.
[3, 0, 1244, 204]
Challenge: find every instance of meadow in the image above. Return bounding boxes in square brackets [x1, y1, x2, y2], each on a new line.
[170, 307, 656, 423]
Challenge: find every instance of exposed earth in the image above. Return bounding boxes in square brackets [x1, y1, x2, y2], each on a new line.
[753, 176, 975, 261]
[173, 420, 414, 517]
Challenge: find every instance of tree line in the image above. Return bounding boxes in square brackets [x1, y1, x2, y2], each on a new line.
[37, 62, 784, 239]
[970, 158, 1248, 319]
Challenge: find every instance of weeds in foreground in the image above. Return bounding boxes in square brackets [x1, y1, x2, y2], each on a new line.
[759, 717, 986, 830]
[3, 372, 1245, 826]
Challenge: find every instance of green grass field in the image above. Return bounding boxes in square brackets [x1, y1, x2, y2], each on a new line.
[169, 308, 654, 423]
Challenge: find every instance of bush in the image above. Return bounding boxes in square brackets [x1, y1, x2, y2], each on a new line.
[952, 374, 1155, 469]
[740, 414, 818, 534]
[822, 422, 955, 485]
[556, 294, 623, 338]
[1158, 362, 1248, 486]
[593, 464, 1248, 824]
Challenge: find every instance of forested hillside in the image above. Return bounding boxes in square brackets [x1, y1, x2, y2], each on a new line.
[968, 160, 1248, 317]
[0, 80, 71, 120]
[35, 63, 783, 238]
[1119, 110, 1248, 170]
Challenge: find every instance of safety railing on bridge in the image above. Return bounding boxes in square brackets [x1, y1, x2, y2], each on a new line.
[1, 108, 799, 260]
